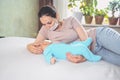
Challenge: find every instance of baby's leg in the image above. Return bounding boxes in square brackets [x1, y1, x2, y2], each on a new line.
[97, 47, 120, 66]
[81, 37, 92, 47]
[80, 46, 101, 62]
[71, 38, 92, 47]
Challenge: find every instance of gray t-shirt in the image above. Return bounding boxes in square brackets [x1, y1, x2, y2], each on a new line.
[39, 16, 96, 51]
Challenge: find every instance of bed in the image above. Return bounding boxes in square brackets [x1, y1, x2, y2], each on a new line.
[0, 37, 120, 80]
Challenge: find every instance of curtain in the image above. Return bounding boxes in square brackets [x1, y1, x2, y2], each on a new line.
[39, 0, 53, 8]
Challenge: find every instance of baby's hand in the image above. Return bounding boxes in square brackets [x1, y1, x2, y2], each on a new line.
[50, 58, 56, 64]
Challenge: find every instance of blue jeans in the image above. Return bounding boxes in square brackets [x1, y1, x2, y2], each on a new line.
[94, 27, 120, 66]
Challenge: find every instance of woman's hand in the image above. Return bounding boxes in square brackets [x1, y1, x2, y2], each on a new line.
[66, 52, 86, 63]
[27, 43, 43, 54]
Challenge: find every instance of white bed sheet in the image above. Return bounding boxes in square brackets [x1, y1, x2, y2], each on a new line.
[0, 37, 120, 80]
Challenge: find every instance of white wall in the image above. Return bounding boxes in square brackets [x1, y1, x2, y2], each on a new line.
[53, 0, 70, 20]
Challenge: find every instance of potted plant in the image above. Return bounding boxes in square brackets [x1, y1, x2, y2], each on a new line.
[79, 0, 97, 24]
[108, 0, 119, 25]
[94, 8, 108, 24]
[68, 0, 83, 22]
[68, 0, 97, 24]
[68, 0, 77, 10]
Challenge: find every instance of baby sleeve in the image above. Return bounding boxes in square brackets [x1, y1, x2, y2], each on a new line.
[43, 48, 53, 64]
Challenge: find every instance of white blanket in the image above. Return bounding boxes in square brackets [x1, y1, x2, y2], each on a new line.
[0, 37, 120, 80]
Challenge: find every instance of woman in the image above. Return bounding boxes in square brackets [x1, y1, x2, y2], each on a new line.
[27, 5, 120, 66]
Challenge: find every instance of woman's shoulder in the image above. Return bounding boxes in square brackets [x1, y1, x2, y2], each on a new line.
[63, 16, 78, 24]
[63, 16, 76, 21]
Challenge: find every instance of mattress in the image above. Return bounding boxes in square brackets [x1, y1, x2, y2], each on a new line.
[0, 37, 120, 80]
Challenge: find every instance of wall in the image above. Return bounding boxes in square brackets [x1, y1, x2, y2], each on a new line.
[53, 0, 69, 20]
[0, 0, 39, 38]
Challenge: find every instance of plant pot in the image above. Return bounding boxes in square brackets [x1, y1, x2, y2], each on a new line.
[108, 17, 118, 25]
[95, 16, 104, 24]
[85, 16, 93, 24]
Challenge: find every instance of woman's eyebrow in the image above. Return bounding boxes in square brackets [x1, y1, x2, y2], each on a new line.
[43, 21, 52, 25]
[42, 24, 46, 25]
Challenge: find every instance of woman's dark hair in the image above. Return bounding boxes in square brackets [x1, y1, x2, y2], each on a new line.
[38, 5, 56, 18]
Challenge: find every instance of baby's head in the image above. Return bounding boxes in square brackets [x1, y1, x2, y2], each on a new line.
[40, 40, 52, 51]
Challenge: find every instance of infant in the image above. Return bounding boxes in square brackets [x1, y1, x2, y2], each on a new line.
[40, 38, 102, 64]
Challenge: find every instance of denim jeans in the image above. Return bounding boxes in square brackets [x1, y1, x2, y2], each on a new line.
[94, 27, 120, 66]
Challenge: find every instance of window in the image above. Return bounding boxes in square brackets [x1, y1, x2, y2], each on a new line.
[66, 0, 119, 25]
[54, 0, 119, 25]
[97, 0, 110, 9]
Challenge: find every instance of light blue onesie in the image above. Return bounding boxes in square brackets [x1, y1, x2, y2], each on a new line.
[43, 38, 102, 64]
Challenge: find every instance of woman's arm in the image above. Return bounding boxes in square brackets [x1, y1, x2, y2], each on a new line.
[66, 52, 86, 63]
[27, 33, 46, 54]
[34, 33, 46, 44]
[75, 25, 88, 41]
[72, 17, 88, 41]
[67, 26, 88, 63]
[67, 17, 88, 63]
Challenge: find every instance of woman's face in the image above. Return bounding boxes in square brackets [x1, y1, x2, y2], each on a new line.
[40, 15, 56, 28]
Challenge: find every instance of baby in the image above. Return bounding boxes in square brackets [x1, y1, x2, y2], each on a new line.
[40, 38, 102, 64]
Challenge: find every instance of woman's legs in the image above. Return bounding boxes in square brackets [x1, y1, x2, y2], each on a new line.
[94, 27, 120, 66]
[97, 47, 120, 66]
[96, 27, 120, 55]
